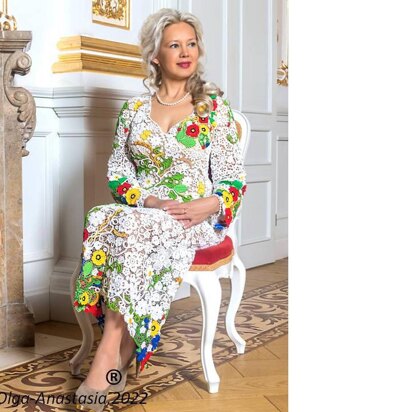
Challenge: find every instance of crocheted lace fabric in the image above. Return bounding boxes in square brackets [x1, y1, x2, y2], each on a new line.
[72, 93, 247, 372]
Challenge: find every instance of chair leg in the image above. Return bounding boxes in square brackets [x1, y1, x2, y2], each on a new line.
[225, 253, 246, 354]
[190, 271, 222, 393]
[69, 259, 94, 376]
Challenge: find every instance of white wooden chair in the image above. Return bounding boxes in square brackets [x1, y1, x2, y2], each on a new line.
[69, 109, 251, 394]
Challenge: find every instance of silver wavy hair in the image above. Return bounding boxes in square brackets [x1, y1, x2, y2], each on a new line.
[139, 8, 223, 117]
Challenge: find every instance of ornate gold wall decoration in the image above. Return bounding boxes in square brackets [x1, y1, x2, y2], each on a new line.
[0, 0, 17, 31]
[92, 0, 130, 30]
[277, 60, 288, 87]
[52, 35, 146, 78]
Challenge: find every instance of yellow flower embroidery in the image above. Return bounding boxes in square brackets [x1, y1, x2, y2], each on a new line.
[89, 292, 99, 306]
[140, 130, 152, 140]
[134, 100, 143, 110]
[197, 181, 205, 196]
[92, 250, 107, 266]
[79, 292, 89, 305]
[146, 266, 154, 277]
[126, 188, 141, 205]
[200, 125, 209, 135]
[222, 190, 233, 208]
[150, 320, 160, 337]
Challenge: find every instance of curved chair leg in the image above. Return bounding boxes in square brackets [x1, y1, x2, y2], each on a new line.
[189, 271, 222, 393]
[69, 259, 95, 376]
[225, 253, 246, 354]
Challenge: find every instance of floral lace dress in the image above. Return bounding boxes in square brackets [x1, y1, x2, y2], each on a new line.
[72, 92, 247, 373]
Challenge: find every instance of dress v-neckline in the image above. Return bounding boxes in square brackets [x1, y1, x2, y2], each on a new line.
[147, 94, 195, 135]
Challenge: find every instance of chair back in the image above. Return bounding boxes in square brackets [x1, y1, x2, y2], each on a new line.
[227, 110, 251, 248]
[233, 109, 251, 160]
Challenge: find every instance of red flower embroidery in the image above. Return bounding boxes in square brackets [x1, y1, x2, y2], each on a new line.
[199, 116, 209, 123]
[85, 304, 102, 317]
[212, 99, 218, 111]
[229, 186, 239, 202]
[242, 185, 247, 195]
[124, 127, 129, 134]
[224, 208, 233, 225]
[186, 124, 200, 138]
[83, 229, 89, 241]
[117, 182, 131, 195]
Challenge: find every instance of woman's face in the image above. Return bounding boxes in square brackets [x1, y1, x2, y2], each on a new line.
[153, 21, 199, 82]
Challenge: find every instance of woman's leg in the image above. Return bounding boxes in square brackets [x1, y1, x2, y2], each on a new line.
[119, 326, 137, 366]
[83, 308, 124, 390]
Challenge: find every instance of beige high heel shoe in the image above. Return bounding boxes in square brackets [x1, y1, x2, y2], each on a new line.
[75, 380, 111, 411]
[75, 352, 120, 411]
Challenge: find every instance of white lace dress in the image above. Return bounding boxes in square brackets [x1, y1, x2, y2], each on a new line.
[72, 92, 247, 372]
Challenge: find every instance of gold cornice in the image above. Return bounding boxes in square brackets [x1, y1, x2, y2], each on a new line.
[52, 35, 146, 78]
[56, 35, 141, 58]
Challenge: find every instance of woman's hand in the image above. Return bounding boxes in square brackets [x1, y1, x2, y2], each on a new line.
[144, 195, 183, 211]
[143, 195, 191, 227]
[164, 196, 220, 229]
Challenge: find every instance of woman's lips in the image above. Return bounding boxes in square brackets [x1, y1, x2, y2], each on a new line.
[177, 62, 191, 68]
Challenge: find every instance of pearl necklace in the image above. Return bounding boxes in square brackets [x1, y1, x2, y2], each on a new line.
[155, 91, 191, 106]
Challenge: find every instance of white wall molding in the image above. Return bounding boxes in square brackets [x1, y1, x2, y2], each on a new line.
[277, 112, 289, 121]
[58, 131, 113, 139]
[53, 107, 120, 119]
[244, 129, 273, 166]
[152, 0, 177, 12]
[177, 0, 192, 11]
[23, 131, 58, 264]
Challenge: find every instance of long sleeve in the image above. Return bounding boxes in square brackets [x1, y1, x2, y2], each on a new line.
[107, 98, 150, 208]
[209, 95, 247, 229]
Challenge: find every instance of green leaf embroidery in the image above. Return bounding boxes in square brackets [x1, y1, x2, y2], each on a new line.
[179, 193, 193, 202]
[226, 133, 239, 144]
[159, 157, 173, 173]
[174, 184, 188, 193]
[168, 190, 177, 200]
[83, 261, 93, 276]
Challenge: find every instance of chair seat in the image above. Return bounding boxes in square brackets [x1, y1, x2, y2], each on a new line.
[190, 236, 234, 271]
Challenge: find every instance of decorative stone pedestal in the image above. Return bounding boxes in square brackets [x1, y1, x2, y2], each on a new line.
[0, 30, 36, 348]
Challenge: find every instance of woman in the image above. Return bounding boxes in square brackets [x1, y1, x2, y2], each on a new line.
[73, 7, 247, 410]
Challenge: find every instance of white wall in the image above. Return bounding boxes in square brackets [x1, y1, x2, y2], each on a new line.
[8, 0, 288, 323]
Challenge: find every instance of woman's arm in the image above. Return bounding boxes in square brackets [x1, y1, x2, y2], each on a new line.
[107, 98, 150, 208]
[208, 95, 247, 229]
[165, 95, 247, 230]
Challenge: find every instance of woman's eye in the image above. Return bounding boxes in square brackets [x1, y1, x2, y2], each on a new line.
[189, 42, 197, 47]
